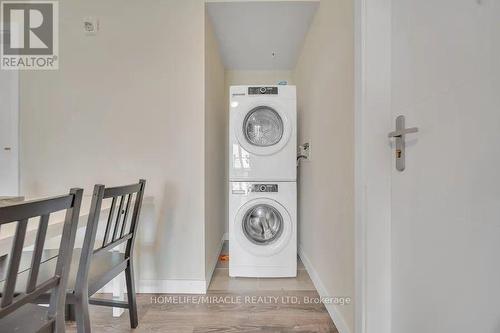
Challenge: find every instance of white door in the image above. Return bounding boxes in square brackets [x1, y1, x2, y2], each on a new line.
[0, 69, 19, 196]
[390, 1, 500, 332]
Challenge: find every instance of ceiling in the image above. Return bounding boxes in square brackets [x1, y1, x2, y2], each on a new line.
[206, 1, 319, 70]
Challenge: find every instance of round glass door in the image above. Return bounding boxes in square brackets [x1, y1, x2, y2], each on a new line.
[243, 106, 284, 147]
[242, 204, 284, 245]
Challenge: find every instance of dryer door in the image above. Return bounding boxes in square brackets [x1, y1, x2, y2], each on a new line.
[244, 107, 284, 147]
[235, 198, 293, 256]
[235, 101, 292, 156]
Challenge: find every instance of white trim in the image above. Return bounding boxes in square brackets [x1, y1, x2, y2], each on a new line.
[298, 246, 351, 333]
[16, 65, 20, 196]
[354, 0, 366, 329]
[354, 0, 392, 333]
[138, 279, 207, 294]
[135, 234, 226, 295]
[0, 26, 20, 196]
[101, 235, 226, 296]
[205, 234, 226, 291]
[223, 232, 229, 241]
[100, 277, 207, 295]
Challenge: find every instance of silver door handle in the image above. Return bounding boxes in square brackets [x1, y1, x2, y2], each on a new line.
[388, 115, 418, 171]
[388, 127, 418, 138]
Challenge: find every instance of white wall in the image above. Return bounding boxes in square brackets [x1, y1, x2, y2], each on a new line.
[204, 9, 226, 285]
[225, 70, 293, 87]
[293, 0, 355, 332]
[19, 0, 208, 288]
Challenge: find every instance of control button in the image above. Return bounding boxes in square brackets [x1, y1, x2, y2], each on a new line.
[259, 185, 267, 192]
[260, 87, 267, 94]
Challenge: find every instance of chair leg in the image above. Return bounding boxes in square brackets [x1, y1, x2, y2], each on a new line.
[74, 294, 91, 333]
[125, 262, 138, 328]
[65, 303, 76, 321]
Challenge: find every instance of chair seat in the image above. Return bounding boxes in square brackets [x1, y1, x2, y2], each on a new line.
[0, 303, 54, 333]
[0, 249, 127, 297]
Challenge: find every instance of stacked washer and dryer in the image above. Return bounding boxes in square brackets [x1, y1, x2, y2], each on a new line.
[229, 85, 297, 278]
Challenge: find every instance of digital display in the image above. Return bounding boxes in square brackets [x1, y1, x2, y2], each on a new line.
[248, 87, 278, 95]
[251, 184, 278, 193]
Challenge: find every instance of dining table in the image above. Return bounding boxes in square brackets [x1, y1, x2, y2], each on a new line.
[0, 195, 127, 317]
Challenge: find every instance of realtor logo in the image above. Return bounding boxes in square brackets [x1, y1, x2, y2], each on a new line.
[1, 1, 58, 70]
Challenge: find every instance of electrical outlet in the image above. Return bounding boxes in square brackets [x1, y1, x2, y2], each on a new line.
[298, 142, 311, 161]
[83, 17, 99, 35]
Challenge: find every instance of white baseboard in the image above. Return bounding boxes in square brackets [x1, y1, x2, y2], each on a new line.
[205, 234, 226, 291]
[138, 279, 207, 294]
[134, 234, 225, 294]
[100, 278, 207, 295]
[298, 245, 351, 333]
[223, 232, 229, 241]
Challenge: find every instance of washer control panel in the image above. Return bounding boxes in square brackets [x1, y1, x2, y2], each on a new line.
[248, 86, 278, 95]
[231, 183, 279, 194]
[251, 184, 278, 193]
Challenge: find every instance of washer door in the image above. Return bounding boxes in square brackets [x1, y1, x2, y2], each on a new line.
[235, 198, 293, 257]
[235, 101, 292, 156]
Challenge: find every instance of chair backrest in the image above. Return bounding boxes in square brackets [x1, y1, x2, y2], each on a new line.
[0, 188, 83, 320]
[75, 180, 145, 292]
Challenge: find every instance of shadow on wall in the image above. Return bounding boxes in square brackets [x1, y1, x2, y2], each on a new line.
[136, 183, 178, 281]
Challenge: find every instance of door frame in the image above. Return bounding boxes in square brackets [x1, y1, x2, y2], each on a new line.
[354, 0, 392, 332]
[0, 26, 20, 197]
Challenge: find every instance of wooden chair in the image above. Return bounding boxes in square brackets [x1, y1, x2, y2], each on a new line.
[0, 180, 146, 332]
[68, 179, 146, 332]
[0, 189, 83, 333]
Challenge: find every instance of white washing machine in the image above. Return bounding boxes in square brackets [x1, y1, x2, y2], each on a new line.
[229, 181, 297, 277]
[229, 85, 296, 182]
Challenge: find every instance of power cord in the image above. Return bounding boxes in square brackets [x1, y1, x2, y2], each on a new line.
[297, 155, 308, 166]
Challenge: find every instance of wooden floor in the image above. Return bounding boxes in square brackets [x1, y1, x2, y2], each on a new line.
[65, 242, 337, 333]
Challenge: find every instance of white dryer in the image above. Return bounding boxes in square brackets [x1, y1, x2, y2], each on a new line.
[229, 85, 296, 182]
[229, 181, 297, 277]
